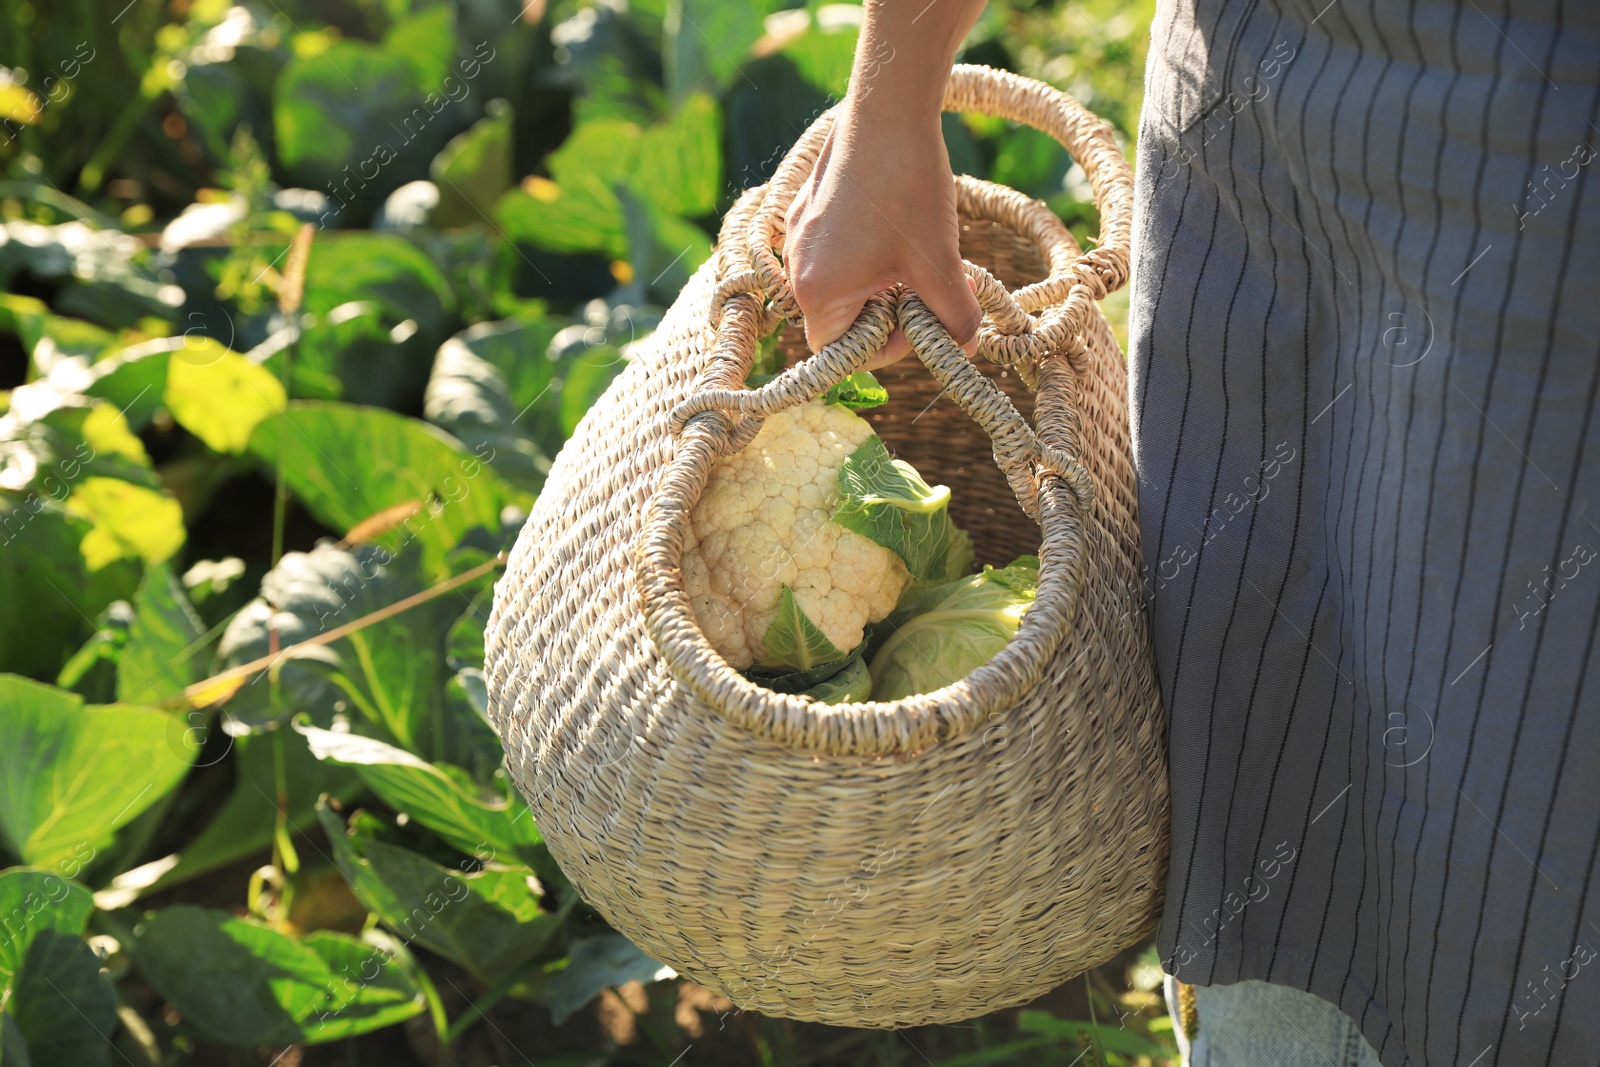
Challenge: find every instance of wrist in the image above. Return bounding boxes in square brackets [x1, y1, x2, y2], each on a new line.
[842, 76, 947, 136]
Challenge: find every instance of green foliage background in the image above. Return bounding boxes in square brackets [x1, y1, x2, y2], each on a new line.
[0, 0, 1165, 1064]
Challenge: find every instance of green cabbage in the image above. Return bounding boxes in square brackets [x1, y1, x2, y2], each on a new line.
[867, 555, 1039, 701]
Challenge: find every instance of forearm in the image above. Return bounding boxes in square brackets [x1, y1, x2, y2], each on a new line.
[850, 0, 988, 124]
[783, 0, 987, 360]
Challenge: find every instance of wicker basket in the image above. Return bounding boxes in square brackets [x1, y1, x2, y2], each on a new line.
[483, 65, 1168, 1028]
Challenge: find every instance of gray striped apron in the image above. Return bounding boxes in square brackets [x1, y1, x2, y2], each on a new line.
[1129, 1, 1600, 1063]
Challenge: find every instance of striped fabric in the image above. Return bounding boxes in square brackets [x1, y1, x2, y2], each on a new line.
[1127, 1, 1600, 1064]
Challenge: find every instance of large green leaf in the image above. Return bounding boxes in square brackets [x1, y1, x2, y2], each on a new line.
[297, 724, 540, 862]
[781, 12, 861, 99]
[494, 93, 721, 257]
[289, 233, 457, 408]
[317, 801, 564, 984]
[634, 92, 721, 218]
[210, 543, 466, 756]
[273, 42, 441, 196]
[541, 933, 675, 1025]
[421, 314, 638, 479]
[662, 0, 770, 99]
[8, 931, 116, 1067]
[82, 347, 175, 432]
[247, 402, 520, 579]
[0, 676, 194, 870]
[0, 873, 102, 1065]
[614, 185, 713, 303]
[494, 125, 633, 258]
[163, 340, 287, 454]
[423, 327, 553, 495]
[299, 234, 454, 337]
[135, 907, 425, 1046]
[384, 7, 458, 94]
[543, 2, 666, 123]
[868, 557, 1037, 702]
[558, 352, 628, 438]
[63, 477, 185, 572]
[117, 563, 205, 705]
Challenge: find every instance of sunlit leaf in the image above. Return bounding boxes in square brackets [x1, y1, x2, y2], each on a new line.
[164, 341, 287, 453]
[248, 403, 519, 579]
[384, 6, 457, 93]
[64, 477, 185, 571]
[494, 94, 720, 257]
[0, 676, 193, 871]
[297, 724, 541, 861]
[634, 92, 721, 218]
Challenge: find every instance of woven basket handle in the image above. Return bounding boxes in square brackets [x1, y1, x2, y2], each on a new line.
[671, 64, 1128, 516]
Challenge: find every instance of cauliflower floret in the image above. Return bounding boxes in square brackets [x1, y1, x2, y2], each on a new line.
[681, 400, 912, 669]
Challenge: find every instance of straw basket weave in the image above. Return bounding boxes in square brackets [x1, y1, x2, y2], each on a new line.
[483, 65, 1168, 1028]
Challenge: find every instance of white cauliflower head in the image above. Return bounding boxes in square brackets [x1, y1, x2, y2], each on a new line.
[681, 400, 912, 670]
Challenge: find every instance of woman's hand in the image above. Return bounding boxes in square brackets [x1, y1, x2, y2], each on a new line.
[782, 0, 987, 369]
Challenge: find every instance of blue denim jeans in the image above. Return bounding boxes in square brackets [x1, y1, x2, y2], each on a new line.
[1166, 977, 1385, 1067]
